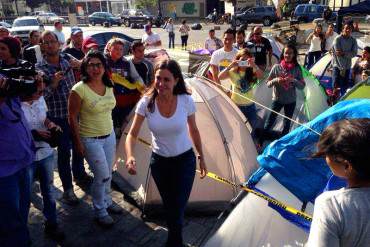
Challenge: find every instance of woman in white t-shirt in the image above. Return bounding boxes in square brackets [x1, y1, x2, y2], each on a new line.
[324, 23, 338, 53]
[306, 24, 324, 69]
[179, 19, 190, 50]
[125, 59, 207, 247]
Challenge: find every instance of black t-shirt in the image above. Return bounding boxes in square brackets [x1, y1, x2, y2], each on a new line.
[133, 62, 149, 86]
[62, 47, 84, 60]
[250, 37, 272, 66]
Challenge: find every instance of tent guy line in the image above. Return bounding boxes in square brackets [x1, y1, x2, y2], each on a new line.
[195, 75, 322, 136]
[198, 170, 313, 222]
[117, 132, 313, 222]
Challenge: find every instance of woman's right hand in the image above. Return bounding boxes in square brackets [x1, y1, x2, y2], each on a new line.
[126, 156, 137, 175]
[36, 130, 51, 139]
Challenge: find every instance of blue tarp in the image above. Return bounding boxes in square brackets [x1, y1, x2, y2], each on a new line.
[248, 99, 370, 203]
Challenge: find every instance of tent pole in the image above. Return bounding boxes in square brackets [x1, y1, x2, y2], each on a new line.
[188, 78, 239, 196]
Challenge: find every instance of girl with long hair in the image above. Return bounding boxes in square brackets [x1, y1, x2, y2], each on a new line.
[125, 59, 207, 247]
[306, 24, 325, 69]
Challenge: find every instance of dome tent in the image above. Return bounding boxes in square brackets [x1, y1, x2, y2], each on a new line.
[116, 76, 259, 214]
[204, 99, 370, 247]
[341, 78, 370, 100]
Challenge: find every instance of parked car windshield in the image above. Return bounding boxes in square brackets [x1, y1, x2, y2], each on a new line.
[13, 19, 39, 27]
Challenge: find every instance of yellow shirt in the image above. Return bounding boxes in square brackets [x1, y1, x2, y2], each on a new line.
[72, 81, 116, 137]
[229, 70, 255, 106]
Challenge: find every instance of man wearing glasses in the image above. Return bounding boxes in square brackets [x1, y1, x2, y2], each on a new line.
[36, 30, 83, 206]
[248, 26, 272, 71]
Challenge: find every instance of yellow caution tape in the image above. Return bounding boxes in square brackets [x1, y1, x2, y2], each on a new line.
[198, 170, 313, 221]
[121, 132, 312, 221]
[111, 73, 145, 92]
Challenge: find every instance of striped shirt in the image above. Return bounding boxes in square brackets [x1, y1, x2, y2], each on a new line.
[36, 56, 75, 119]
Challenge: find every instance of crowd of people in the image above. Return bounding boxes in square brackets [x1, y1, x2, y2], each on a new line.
[0, 18, 369, 247]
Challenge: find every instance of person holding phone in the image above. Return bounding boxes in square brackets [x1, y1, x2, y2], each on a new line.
[218, 48, 263, 130]
[258, 44, 305, 146]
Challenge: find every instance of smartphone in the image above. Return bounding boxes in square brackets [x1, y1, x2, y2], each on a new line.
[238, 60, 249, 67]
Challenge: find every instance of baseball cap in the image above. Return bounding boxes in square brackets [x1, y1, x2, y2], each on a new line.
[71, 26, 83, 35]
[82, 36, 99, 50]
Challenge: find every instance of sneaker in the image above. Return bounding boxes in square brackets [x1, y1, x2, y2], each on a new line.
[44, 222, 65, 241]
[62, 189, 79, 206]
[107, 203, 123, 215]
[95, 215, 114, 228]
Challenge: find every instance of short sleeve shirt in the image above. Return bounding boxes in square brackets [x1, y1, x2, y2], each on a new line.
[135, 94, 196, 157]
[250, 37, 272, 66]
[210, 48, 238, 72]
[72, 82, 116, 137]
[142, 33, 161, 49]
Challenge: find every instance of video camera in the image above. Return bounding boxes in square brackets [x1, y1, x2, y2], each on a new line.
[0, 66, 38, 97]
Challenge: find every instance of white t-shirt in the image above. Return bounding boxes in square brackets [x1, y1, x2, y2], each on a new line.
[53, 29, 65, 45]
[309, 35, 322, 52]
[135, 94, 196, 157]
[325, 32, 339, 51]
[21, 96, 54, 161]
[307, 187, 370, 247]
[210, 47, 238, 72]
[142, 32, 161, 49]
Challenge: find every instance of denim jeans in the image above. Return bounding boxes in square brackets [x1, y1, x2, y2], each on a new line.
[264, 101, 296, 137]
[0, 166, 31, 247]
[150, 149, 196, 247]
[48, 117, 86, 192]
[181, 35, 189, 49]
[332, 67, 352, 97]
[81, 131, 116, 217]
[169, 32, 175, 49]
[29, 154, 57, 225]
[238, 104, 257, 130]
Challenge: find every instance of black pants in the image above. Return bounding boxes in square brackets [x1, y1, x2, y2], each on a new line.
[259, 101, 296, 144]
[306, 51, 322, 69]
[169, 32, 175, 49]
[150, 149, 196, 247]
[181, 35, 188, 49]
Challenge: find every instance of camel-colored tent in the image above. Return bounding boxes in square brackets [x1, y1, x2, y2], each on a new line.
[116, 76, 259, 213]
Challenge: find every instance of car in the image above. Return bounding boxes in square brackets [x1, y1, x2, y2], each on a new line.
[88, 12, 122, 26]
[234, 6, 279, 26]
[0, 21, 12, 29]
[83, 30, 139, 55]
[293, 4, 334, 23]
[120, 9, 152, 28]
[10, 17, 45, 44]
[37, 12, 65, 24]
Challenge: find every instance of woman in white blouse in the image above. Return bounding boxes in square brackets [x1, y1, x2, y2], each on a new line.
[306, 24, 324, 69]
[125, 59, 207, 247]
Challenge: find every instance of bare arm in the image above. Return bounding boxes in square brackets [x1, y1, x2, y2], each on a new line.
[210, 64, 220, 85]
[124, 113, 145, 175]
[187, 114, 207, 178]
[68, 91, 84, 156]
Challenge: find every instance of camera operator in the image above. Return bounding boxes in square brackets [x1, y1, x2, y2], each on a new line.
[36, 30, 87, 206]
[0, 36, 35, 247]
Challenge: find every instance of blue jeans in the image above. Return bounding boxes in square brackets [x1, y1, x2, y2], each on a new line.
[332, 67, 352, 96]
[0, 166, 31, 247]
[81, 131, 116, 217]
[238, 104, 257, 130]
[29, 154, 57, 225]
[264, 101, 296, 137]
[48, 117, 86, 192]
[150, 149, 196, 247]
[169, 32, 175, 49]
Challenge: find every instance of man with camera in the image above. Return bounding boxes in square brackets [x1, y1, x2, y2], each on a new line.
[0, 36, 36, 247]
[36, 30, 83, 205]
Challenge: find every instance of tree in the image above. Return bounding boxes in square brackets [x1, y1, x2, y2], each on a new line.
[25, 0, 46, 11]
[136, 0, 157, 10]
